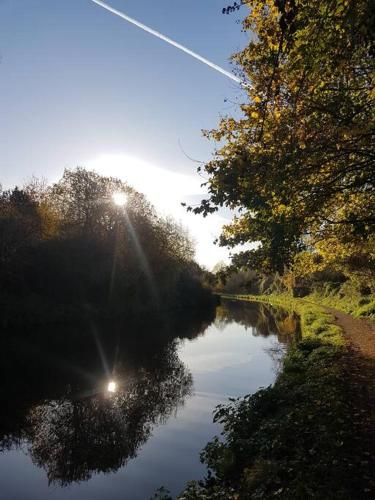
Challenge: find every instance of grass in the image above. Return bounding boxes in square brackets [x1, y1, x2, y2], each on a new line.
[308, 288, 375, 319]
[220, 293, 343, 345]
[174, 293, 375, 499]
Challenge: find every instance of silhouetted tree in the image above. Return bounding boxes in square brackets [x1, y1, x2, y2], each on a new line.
[0, 168, 214, 325]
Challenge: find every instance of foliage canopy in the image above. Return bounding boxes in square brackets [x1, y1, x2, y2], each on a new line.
[193, 0, 375, 278]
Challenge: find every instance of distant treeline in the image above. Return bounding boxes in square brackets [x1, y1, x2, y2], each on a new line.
[0, 168, 214, 326]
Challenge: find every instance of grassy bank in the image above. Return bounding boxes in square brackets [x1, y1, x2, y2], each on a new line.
[176, 294, 374, 499]
[308, 289, 375, 320]
[220, 293, 344, 346]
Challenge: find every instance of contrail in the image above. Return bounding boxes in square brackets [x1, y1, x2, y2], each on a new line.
[89, 0, 243, 85]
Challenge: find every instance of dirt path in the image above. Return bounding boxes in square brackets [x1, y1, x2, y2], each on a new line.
[324, 307, 375, 359]
[327, 308, 375, 477]
[325, 307, 375, 452]
[325, 306, 375, 393]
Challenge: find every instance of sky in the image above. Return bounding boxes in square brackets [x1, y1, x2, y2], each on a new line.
[0, 0, 249, 268]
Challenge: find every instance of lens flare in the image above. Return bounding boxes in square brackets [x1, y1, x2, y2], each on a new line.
[107, 381, 117, 393]
[112, 192, 127, 207]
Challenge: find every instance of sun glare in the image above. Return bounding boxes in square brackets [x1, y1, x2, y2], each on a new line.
[107, 381, 117, 393]
[112, 192, 127, 207]
[86, 154, 232, 268]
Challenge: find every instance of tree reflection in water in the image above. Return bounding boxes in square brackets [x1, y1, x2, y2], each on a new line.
[27, 343, 192, 485]
[217, 300, 301, 373]
[0, 301, 299, 488]
[0, 309, 214, 484]
[216, 300, 301, 345]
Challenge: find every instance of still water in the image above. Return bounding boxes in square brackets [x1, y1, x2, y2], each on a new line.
[0, 300, 298, 499]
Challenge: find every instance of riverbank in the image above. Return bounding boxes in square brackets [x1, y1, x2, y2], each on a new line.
[177, 294, 375, 499]
[220, 293, 344, 345]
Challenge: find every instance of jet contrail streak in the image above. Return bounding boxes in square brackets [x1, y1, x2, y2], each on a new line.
[89, 0, 243, 84]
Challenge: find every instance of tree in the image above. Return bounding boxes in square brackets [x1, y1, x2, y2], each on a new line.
[0, 187, 42, 264]
[48, 168, 156, 236]
[0, 168, 213, 323]
[192, 0, 375, 277]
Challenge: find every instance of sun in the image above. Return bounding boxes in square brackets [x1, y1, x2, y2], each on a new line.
[107, 381, 117, 393]
[112, 191, 127, 207]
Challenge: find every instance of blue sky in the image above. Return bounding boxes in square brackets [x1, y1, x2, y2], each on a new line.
[0, 0, 249, 267]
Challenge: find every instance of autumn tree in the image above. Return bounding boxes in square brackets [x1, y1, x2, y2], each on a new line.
[192, 0, 375, 278]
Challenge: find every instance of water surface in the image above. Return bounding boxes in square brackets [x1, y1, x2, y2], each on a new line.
[0, 300, 298, 499]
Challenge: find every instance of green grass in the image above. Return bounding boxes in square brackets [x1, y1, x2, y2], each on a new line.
[308, 289, 375, 319]
[174, 293, 375, 499]
[220, 293, 344, 345]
